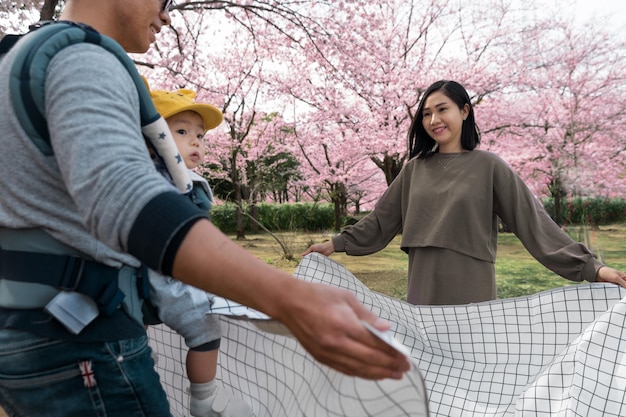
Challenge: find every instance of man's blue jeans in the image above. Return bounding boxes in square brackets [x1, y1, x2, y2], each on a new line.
[0, 329, 172, 417]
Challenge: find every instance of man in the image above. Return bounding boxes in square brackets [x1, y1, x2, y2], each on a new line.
[0, 1, 409, 416]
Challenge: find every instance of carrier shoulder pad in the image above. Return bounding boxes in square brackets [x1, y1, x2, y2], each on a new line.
[7, 21, 160, 155]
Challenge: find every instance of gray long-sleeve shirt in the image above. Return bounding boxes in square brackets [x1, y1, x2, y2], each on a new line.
[0, 40, 202, 271]
[333, 150, 602, 304]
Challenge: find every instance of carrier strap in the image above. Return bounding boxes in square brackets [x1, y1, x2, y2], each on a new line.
[1, 20, 193, 193]
[6, 21, 159, 155]
[0, 248, 125, 316]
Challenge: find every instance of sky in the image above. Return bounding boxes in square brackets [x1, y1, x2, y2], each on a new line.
[569, 0, 626, 31]
[522, 0, 625, 33]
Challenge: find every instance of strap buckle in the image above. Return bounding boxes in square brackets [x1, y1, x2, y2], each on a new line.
[59, 256, 86, 291]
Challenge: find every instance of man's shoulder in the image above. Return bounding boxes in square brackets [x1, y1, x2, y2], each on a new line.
[3, 22, 128, 74]
[46, 43, 138, 107]
[49, 42, 131, 75]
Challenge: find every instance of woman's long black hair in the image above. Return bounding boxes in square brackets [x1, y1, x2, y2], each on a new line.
[408, 80, 481, 160]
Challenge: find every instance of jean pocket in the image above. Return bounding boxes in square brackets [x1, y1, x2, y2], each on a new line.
[0, 332, 166, 417]
[104, 334, 150, 360]
[0, 330, 67, 380]
[0, 329, 62, 355]
[0, 359, 106, 417]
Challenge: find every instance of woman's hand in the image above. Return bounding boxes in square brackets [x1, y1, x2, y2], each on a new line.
[302, 240, 335, 257]
[596, 266, 626, 289]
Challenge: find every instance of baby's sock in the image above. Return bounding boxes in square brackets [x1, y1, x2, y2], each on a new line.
[189, 381, 253, 417]
[189, 381, 218, 417]
[189, 380, 219, 402]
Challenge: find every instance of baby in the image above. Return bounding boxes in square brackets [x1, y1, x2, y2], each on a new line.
[147, 85, 253, 417]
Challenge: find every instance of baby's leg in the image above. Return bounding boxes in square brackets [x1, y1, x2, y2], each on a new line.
[187, 345, 253, 417]
[148, 275, 252, 416]
[187, 346, 219, 382]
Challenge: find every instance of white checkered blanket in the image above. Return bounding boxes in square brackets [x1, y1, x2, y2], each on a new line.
[149, 253, 626, 416]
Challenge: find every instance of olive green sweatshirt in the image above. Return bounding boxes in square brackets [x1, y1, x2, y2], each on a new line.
[333, 150, 602, 303]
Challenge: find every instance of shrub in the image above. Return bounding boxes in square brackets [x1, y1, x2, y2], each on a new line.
[210, 202, 335, 233]
[213, 199, 626, 233]
[541, 197, 626, 226]
[210, 203, 242, 233]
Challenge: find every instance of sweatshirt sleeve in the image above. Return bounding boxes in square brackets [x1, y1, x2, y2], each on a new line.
[335, 169, 404, 255]
[493, 158, 602, 283]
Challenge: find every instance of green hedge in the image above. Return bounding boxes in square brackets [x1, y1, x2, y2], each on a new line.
[541, 197, 626, 226]
[211, 202, 336, 233]
[211, 198, 625, 233]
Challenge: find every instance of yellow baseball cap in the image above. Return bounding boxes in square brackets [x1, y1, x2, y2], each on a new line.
[150, 88, 223, 132]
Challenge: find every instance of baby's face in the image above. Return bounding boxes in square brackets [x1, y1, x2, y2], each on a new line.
[167, 111, 206, 169]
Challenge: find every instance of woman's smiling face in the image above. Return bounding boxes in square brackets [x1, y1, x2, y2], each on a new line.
[421, 91, 469, 153]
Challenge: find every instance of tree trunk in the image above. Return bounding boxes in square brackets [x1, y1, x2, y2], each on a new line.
[371, 153, 406, 186]
[250, 202, 259, 233]
[40, 0, 60, 21]
[227, 149, 247, 240]
[233, 173, 246, 240]
[330, 182, 348, 231]
[548, 174, 568, 225]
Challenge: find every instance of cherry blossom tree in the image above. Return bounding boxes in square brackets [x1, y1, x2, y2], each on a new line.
[0, 0, 55, 36]
[4, 0, 626, 222]
[486, 17, 626, 222]
[261, 0, 560, 187]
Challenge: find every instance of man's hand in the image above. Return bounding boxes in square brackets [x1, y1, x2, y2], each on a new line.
[274, 280, 411, 380]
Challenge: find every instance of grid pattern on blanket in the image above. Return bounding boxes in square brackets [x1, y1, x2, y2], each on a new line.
[148, 253, 626, 417]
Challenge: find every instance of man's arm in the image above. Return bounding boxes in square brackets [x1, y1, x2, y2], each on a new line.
[172, 219, 411, 380]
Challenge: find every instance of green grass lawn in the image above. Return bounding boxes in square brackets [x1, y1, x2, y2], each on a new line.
[496, 224, 626, 299]
[232, 223, 626, 302]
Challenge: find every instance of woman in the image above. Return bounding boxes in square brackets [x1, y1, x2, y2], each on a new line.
[304, 80, 626, 305]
